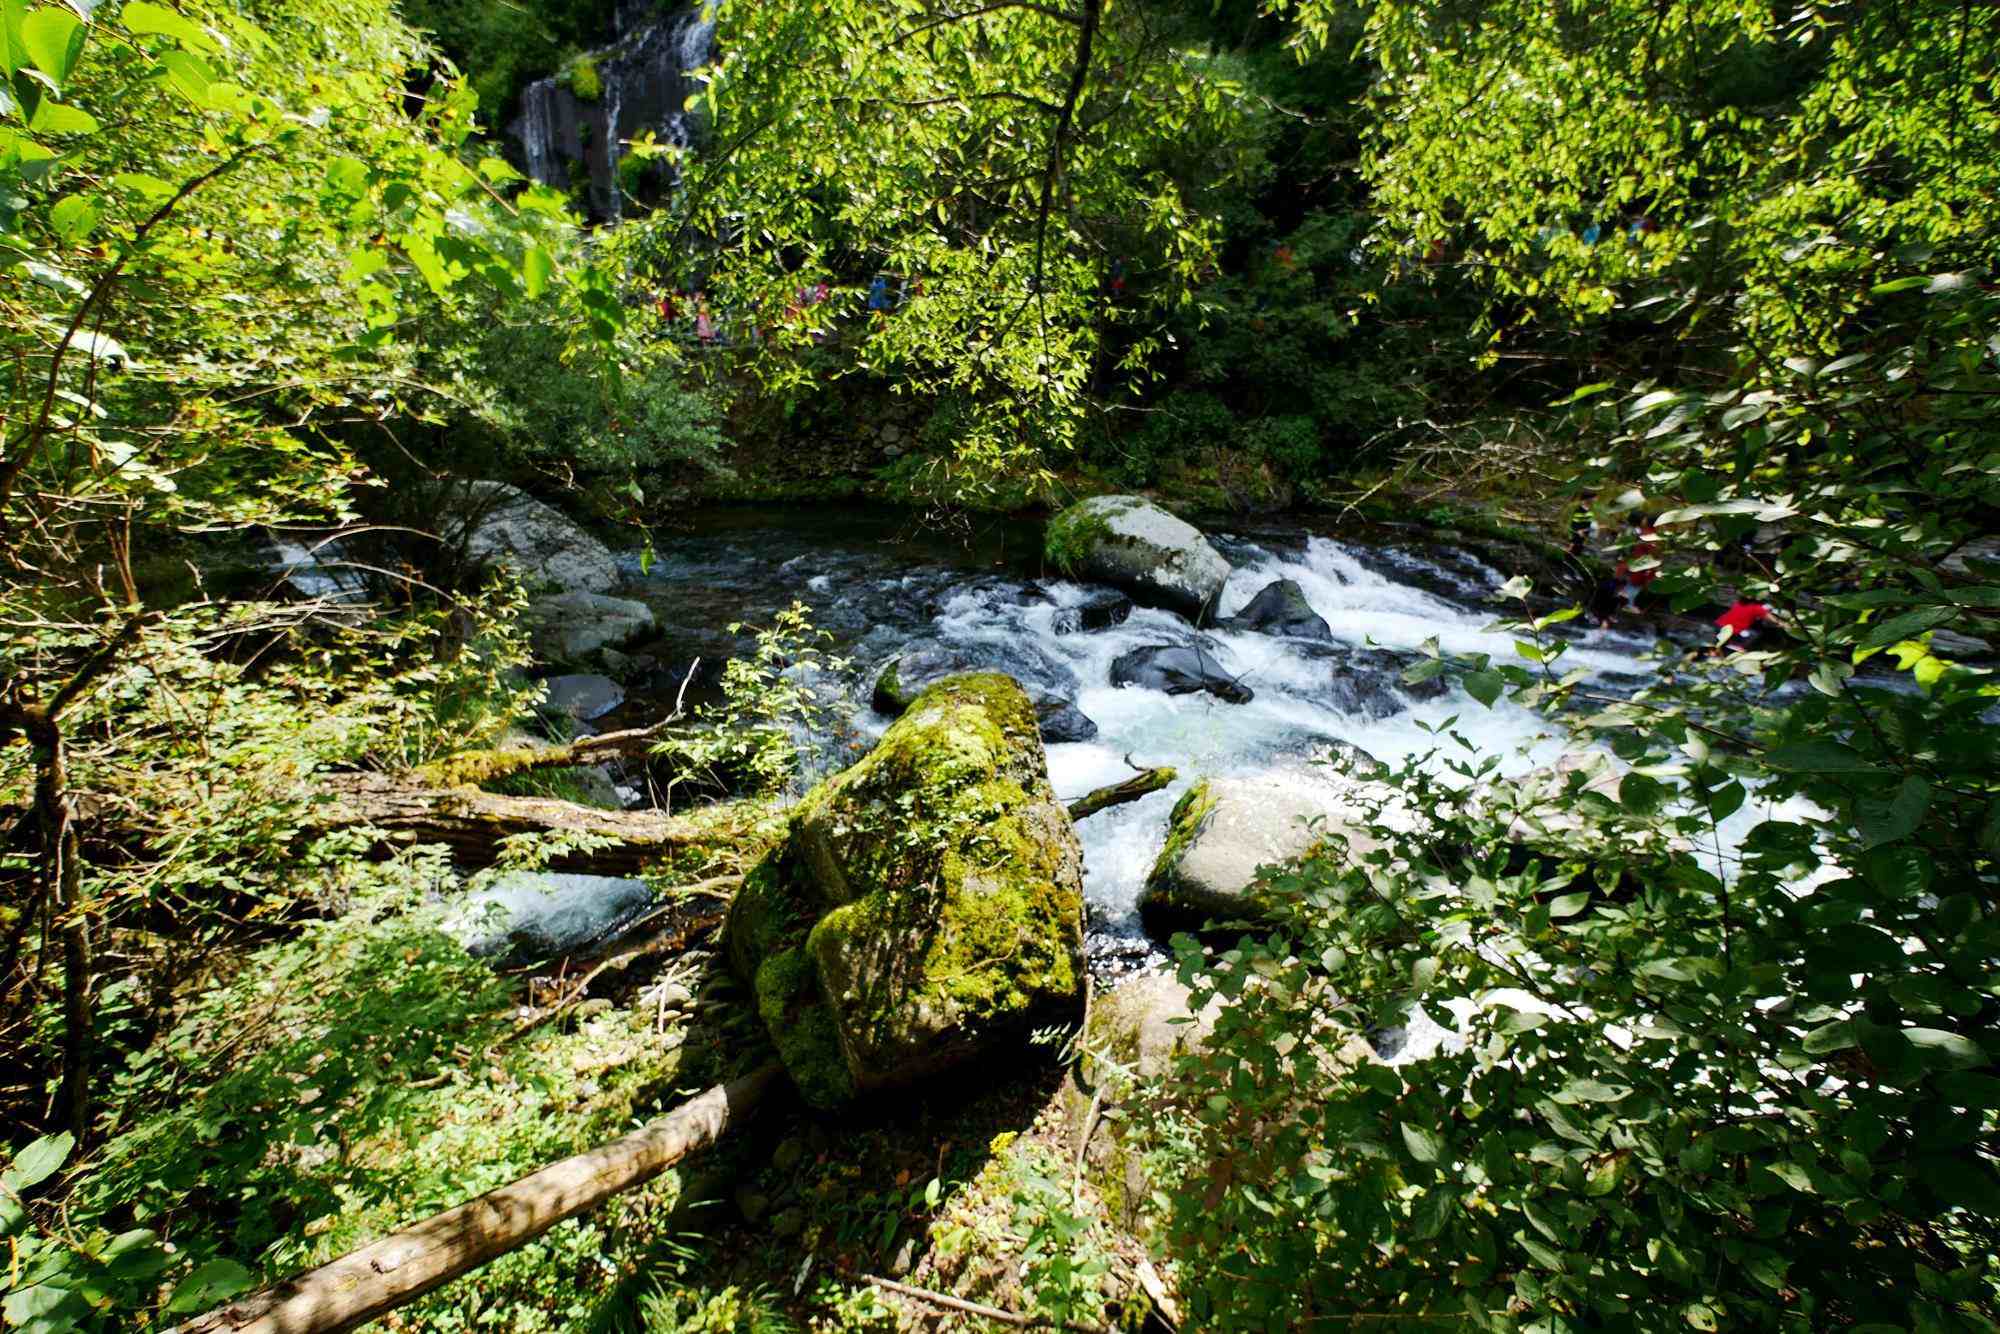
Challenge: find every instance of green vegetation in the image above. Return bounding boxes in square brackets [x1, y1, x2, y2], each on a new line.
[1, 0, 1996, 1327]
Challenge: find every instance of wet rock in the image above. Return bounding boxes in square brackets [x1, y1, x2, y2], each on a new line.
[539, 673, 625, 722]
[461, 481, 620, 594]
[1052, 590, 1134, 635]
[1139, 772, 1415, 933]
[725, 674, 1087, 1109]
[873, 641, 1097, 743]
[1109, 645, 1253, 704]
[1045, 495, 1232, 622]
[1217, 578, 1332, 641]
[446, 871, 654, 965]
[527, 591, 656, 661]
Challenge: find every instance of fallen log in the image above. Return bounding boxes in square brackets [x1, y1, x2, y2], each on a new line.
[317, 773, 750, 874]
[170, 1062, 784, 1334]
[1067, 766, 1176, 822]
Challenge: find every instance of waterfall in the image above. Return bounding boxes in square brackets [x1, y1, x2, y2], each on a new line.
[507, 2, 717, 219]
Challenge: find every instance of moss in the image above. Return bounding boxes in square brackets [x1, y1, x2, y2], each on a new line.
[870, 657, 906, 716]
[567, 54, 602, 101]
[734, 673, 1085, 1105]
[753, 948, 854, 1109]
[1044, 500, 1121, 573]
[412, 746, 552, 789]
[1145, 779, 1215, 893]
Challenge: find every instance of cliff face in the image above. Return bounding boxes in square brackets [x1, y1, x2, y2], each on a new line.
[511, 4, 713, 220]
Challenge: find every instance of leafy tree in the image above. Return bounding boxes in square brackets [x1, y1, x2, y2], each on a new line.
[1152, 0, 2000, 1327]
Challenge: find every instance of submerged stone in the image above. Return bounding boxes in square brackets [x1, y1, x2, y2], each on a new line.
[1109, 644, 1252, 704]
[725, 673, 1087, 1109]
[527, 591, 656, 662]
[1052, 590, 1134, 635]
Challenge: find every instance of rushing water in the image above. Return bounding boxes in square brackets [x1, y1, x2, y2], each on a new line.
[613, 507, 1671, 962]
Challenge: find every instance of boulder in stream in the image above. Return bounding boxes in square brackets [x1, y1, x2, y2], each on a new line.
[1139, 771, 1415, 932]
[1217, 578, 1332, 641]
[1110, 644, 1252, 704]
[526, 591, 657, 662]
[1045, 495, 1232, 622]
[873, 641, 1098, 743]
[538, 673, 626, 723]
[726, 673, 1087, 1109]
[460, 481, 621, 594]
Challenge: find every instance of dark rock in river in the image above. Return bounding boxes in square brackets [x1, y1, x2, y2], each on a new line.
[1052, 590, 1134, 635]
[874, 640, 1098, 743]
[1217, 578, 1333, 641]
[539, 672, 626, 722]
[1110, 645, 1253, 704]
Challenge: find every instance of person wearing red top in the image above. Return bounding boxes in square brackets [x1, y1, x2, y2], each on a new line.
[1716, 599, 1771, 641]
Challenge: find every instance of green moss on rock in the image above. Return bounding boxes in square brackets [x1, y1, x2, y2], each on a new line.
[1044, 498, 1127, 573]
[723, 673, 1086, 1109]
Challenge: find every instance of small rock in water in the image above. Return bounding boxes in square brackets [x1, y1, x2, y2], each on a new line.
[1052, 590, 1134, 635]
[538, 673, 626, 722]
[457, 481, 620, 594]
[1109, 644, 1253, 704]
[1217, 578, 1332, 641]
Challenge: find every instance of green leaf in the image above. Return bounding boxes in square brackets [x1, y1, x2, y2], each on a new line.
[6, 1131, 71, 1189]
[1905, 1027, 1984, 1070]
[1547, 892, 1589, 918]
[1619, 772, 1667, 816]
[25, 93, 91, 133]
[47, 191, 97, 243]
[1463, 670, 1503, 708]
[20, 6, 81, 86]
[1802, 1020, 1855, 1054]
[522, 244, 553, 299]
[1862, 607, 1957, 649]
[166, 1258, 254, 1314]
[0, 0, 27, 78]
[1400, 1122, 1443, 1164]
[156, 47, 213, 104]
[1552, 1078, 1631, 1104]
[119, 0, 215, 51]
[1765, 740, 1878, 773]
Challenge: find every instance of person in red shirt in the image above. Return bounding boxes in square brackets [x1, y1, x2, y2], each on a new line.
[1715, 599, 1771, 643]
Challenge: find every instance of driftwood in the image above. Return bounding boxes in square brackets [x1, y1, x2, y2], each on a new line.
[1066, 766, 1175, 822]
[318, 772, 732, 873]
[170, 1062, 783, 1334]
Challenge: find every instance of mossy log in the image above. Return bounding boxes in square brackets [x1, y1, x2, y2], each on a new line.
[318, 772, 737, 873]
[169, 1063, 781, 1334]
[406, 720, 673, 789]
[1066, 766, 1175, 821]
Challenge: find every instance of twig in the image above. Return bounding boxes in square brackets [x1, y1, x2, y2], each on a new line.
[861, 1274, 1037, 1327]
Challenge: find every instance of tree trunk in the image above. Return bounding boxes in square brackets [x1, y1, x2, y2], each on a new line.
[318, 773, 742, 873]
[170, 1062, 783, 1334]
[35, 724, 91, 1144]
[1067, 766, 1175, 822]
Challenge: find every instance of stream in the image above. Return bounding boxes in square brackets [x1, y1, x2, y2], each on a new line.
[609, 506, 1667, 965]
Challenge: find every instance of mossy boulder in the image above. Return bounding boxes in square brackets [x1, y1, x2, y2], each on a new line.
[1139, 771, 1414, 934]
[1044, 495, 1232, 623]
[725, 673, 1087, 1109]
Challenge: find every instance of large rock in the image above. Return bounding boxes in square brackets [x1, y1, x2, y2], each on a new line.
[446, 871, 653, 964]
[1045, 496, 1232, 622]
[527, 590, 656, 661]
[539, 673, 625, 722]
[1217, 578, 1332, 641]
[873, 641, 1097, 743]
[1139, 771, 1413, 932]
[462, 481, 620, 594]
[1110, 644, 1252, 704]
[726, 674, 1087, 1108]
